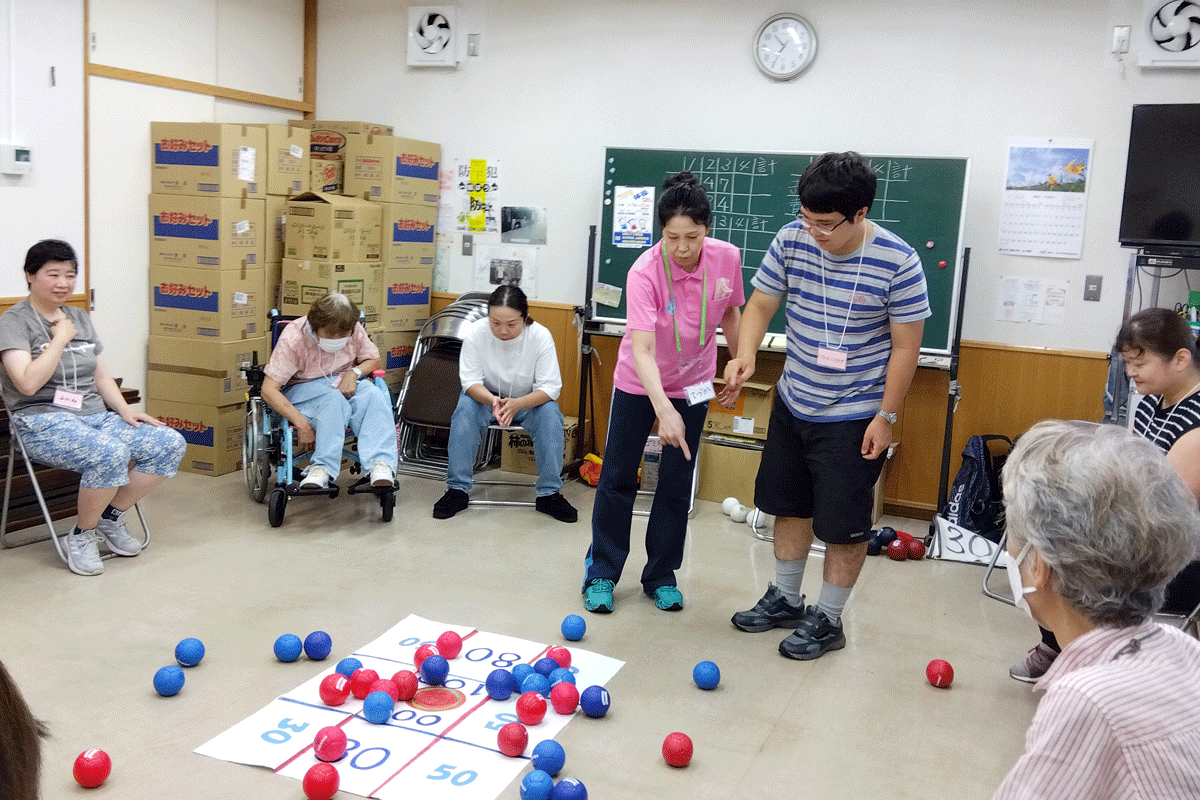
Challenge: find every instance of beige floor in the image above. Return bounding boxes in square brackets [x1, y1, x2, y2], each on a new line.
[1, 469, 1041, 799]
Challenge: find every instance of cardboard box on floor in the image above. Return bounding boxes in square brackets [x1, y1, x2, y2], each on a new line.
[280, 259, 384, 329]
[285, 192, 382, 263]
[704, 380, 775, 440]
[147, 336, 268, 406]
[148, 194, 265, 269]
[146, 399, 244, 476]
[383, 268, 431, 331]
[344, 134, 441, 206]
[287, 120, 393, 194]
[368, 329, 417, 391]
[150, 122, 266, 198]
[149, 264, 264, 340]
[377, 202, 436, 269]
[264, 195, 288, 263]
[501, 416, 578, 476]
[250, 123, 310, 196]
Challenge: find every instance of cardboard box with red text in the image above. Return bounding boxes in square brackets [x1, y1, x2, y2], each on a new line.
[287, 120, 393, 194]
[149, 264, 264, 340]
[148, 194, 264, 269]
[382, 267, 431, 331]
[150, 122, 265, 198]
[501, 416, 578, 476]
[146, 399, 244, 476]
[377, 202, 436, 269]
[344, 134, 441, 206]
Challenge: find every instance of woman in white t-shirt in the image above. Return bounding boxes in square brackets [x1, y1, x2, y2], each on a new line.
[432, 285, 577, 523]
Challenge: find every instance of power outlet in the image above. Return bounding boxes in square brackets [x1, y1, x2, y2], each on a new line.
[1112, 25, 1131, 54]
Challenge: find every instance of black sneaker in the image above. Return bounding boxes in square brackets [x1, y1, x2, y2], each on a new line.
[536, 492, 578, 523]
[433, 488, 470, 519]
[731, 584, 806, 632]
[778, 606, 846, 660]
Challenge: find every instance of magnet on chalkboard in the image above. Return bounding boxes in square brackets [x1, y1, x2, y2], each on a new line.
[925, 241, 935, 249]
[938, 261, 947, 269]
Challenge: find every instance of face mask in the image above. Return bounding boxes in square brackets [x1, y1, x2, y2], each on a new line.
[1004, 541, 1037, 618]
[317, 335, 349, 353]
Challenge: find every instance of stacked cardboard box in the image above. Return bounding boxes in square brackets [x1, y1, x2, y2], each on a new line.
[287, 120, 393, 195]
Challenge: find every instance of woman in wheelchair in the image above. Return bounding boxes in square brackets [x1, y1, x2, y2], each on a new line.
[260, 292, 397, 491]
[0, 240, 186, 577]
[432, 284, 578, 523]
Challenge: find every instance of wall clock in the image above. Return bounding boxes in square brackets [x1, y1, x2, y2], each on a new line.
[754, 13, 817, 80]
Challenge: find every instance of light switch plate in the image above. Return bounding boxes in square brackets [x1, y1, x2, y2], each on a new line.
[1084, 275, 1102, 302]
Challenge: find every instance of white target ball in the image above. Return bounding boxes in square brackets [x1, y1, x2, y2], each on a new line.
[746, 507, 773, 531]
[730, 504, 749, 522]
[721, 497, 739, 516]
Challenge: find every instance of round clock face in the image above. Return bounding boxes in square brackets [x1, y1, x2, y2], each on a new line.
[754, 14, 817, 80]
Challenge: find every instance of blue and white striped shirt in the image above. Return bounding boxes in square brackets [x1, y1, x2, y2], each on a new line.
[752, 221, 930, 421]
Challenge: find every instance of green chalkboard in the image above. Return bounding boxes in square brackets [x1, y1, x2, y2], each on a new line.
[596, 148, 969, 355]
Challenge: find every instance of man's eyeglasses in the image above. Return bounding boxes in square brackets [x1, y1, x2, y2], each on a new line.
[797, 214, 848, 236]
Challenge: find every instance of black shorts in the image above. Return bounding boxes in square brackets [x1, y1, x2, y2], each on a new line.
[754, 394, 886, 545]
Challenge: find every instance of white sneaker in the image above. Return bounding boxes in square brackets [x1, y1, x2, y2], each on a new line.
[65, 529, 104, 576]
[300, 465, 330, 489]
[369, 462, 395, 488]
[95, 510, 142, 556]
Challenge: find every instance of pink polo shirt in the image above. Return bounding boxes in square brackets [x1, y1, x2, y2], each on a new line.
[263, 316, 379, 386]
[613, 237, 744, 398]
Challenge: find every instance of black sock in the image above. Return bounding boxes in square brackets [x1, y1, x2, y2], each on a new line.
[101, 505, 122, 521]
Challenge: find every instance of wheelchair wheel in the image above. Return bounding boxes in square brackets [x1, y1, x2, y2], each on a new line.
[381, 488, 395, 523]
[267, 487, 287, 528]
[243, 399, 272, 504]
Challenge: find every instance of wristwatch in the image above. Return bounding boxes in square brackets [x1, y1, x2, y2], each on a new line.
[352, 367, 363, 380]
[877, 410, 898, 424]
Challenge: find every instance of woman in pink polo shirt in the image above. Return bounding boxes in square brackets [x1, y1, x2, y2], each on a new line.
[581, 172, 744, 614]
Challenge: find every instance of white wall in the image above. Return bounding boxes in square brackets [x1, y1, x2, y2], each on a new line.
[317, 0, 1199, 353]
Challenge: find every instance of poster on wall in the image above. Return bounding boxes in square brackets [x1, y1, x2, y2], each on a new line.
[436, 168, 457, 244]
[612, 186, 655, 248]
[474, 244, 537, 297]
[500, 206, 547, 244]
[995, 275, 1068, 325]
[997, 138, 1093, 259]
[456, 159, 500, 233]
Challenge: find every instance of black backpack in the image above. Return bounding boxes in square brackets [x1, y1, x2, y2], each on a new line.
[943, 435, 1012, 542]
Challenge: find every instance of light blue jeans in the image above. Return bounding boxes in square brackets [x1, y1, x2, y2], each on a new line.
[283, 378, 397, 480]
[446, 393, 564, 497]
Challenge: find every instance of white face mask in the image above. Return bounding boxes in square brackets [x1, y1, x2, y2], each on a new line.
[317, 335, 349, 353]
[1003, 541, 1037, 618]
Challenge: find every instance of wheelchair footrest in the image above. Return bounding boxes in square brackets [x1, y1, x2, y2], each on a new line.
[286, 483, 340, 499]
[347, 476, 397, 496]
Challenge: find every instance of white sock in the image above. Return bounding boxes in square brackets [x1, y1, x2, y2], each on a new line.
[774, 558, 806, 606]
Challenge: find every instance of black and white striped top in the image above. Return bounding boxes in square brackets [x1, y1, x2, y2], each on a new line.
[1133, 391, 1200, 453]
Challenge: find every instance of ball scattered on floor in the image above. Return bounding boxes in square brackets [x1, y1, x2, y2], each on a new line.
[521, 769, 555, 800]
[302, 762, 340, 800]
[896, 530, 914, 544]
[546, 646, 572, 670]
[274, 633, 303, 663]
[866, 532, 883, 556]
[550, 777, 588, 800]
[335, 657, 362, 678]
[517, 691, 548, 725]
[579, 685, 610, 718]
[662, 732, 693, 767]
[549, 682, 579, 715]
[692, 660, 720, 690]
[313, 725, 348, 762]
[369, 678, 400, 701]
[878, 526, 898, 545]
[486, 668, 517, 700]
[350, 668, 380, 699]
[153, 665, 185, 697]
[73, 749, 112, 788]
[363, 690, 395, 724]
[531, 739, 566, 777]
[886, 539, 908, 561]
[391, 669, 419, 700]
[721, 496, 738, 515]
[521, 673, 551, 697]
[497, 721, 528, 757]
[729, 504, 749, 523]
[174, 637, 205, 667]
[414, 644, 440, 671]
[421, 654, 450, 686]
[926, 659, 954, 688]
[303, 631, 332, 661]
[907, 538, 927, 560]
[435, 630, 463, 659]
[548, 667, 575, 688]
[318, 673, 351, 706]
[561, 614, 586, 641]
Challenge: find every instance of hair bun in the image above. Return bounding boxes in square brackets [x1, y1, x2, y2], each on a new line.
[663, 170, 699, 190]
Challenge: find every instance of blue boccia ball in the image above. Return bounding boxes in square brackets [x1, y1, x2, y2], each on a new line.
[693, 660, 720, 690]
[421, 654, 449, 686]
[579, 685, 610, 718]
[561, 614, 586, 642]
[486, 669, 516, 701]
[531, 739, 566, 777]
[175, 637, 205, 667]
[533, 657, 559, 678]
[520, 769, 555, 800]
[521, 673, 551, 697]
[551, 777, 588, 800]
[335, 657, 362, 678]
[274, 634, 303, 663]
[154, 665, 185, 697]
[548, 668, 576, 688]
[363, 690, 395, 724]
[304, 631, 333, 661]
[512, 663, 536, 686]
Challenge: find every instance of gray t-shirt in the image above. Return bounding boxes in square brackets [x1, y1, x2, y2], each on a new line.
[0, 299, 106, 416]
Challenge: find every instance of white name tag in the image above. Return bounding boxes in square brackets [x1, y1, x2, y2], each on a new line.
[817, 347, 848, 371]
[684, 381, 716, 406]
[53, 389, 83, 410]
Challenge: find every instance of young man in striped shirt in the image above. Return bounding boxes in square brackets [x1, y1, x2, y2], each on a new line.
[726, 152, 929, 660]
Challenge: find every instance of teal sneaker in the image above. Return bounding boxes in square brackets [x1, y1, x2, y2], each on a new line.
[650, 585, 684, 611]
[583, 579, 615, 613]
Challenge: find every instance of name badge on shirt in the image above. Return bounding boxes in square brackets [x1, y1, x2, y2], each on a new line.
[53, 389, 83, 410]
[685, 381, 716, 406]
[817, 347, 848, 371]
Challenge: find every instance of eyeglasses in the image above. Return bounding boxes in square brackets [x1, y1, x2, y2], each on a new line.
[797, 214, 848, 236]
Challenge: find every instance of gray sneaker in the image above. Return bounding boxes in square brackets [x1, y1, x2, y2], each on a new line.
[778, 606, 846, 660]
[96, 511, 142, 556]
[731, 584, 806, 632]
[65, 529, 104, 576]
[1009, 642, 1059, 683]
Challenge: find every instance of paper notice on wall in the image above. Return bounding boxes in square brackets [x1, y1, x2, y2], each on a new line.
[995, 276, 1068, 325]
[612, 186, 655, 248]
[997, 138, 1092, 259]
[456, 159, 500, 233]
[436, 168, 457, 244]
[433, 243, 451, 291]
[237, 147, 256, 182]
[475, 244, 536, 297]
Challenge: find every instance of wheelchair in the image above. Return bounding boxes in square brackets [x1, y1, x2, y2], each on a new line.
[240, 312, 398, 527]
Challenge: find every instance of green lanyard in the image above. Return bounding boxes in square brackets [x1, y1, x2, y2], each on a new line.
[660, 243, 708, 354]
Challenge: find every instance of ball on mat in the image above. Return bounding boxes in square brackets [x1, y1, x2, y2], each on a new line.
[302, 762, 340, 800]
[517, 691, 548, 725]
[486, 668, 517, 701]
[153, 665, 185, 697]
[274, 633, 303, 662]
[550, 777, 588, 800]
[414, 644, 440, 671]
[546, 646, 572, 670]
[693, 660, 720, 690]
[730, 504, 749, 523]
[174, 637, 205, 667]
[534, 657, 559, 677]
[318, 673, 351, 706]
[549, 682, 579, 715]
[421, 654, 450, 686]
[369, 678, 400, 702]
[521, 673, 551, 697]
[548, 667, 576, 688]
[512, 663, 536, 686]
[304, 631, 332, 661]
[561, 614, 586, 641]
[531, 739, 566, 777]
[363, 690, 395, 724]
[436, 630, 463, 659]
[73, 749, 112, 788]
[521, 769, 555, 800]
[926, 659, 954, 688]
[313, 725, 348, 762]
[662, 732, 693, 767]
[497, 721, 528, 757]
[579, 685, 610, 718]
[392, 669, 419, 700]
[350, 668, 380, 699]
[335, 657, 363, 678]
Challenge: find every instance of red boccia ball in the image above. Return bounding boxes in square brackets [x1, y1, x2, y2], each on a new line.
[313, 725, 348, 762]
[546, 645, 572, 670]
[369, 678, 400, 702]
[391, 669, 419, 700]
[907, 538, 926, 560]
[927, 659, 954, 688]
[349, 668, 380, 700]
[435, 630, 463, 659]
[896, 530, 914, 543]
[497, 721, 528, 757]
[886, 539, 908, 561]
[318, 673, 351, 706]
[549, 681, 580, 715]
[302, 762, 340, 800]
[414, 644, 440, 671]
[662, 732, 693, 767]
[73, 749, 112, 788]
[516, 691, 548, 725]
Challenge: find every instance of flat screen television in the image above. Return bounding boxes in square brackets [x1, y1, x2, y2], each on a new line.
[1119, 103, 1200, 252]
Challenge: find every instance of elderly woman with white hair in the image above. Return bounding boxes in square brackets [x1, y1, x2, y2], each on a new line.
[994, 420, 1200, 799]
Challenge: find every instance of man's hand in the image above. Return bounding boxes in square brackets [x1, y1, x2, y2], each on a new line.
[861, 415, 892, 460]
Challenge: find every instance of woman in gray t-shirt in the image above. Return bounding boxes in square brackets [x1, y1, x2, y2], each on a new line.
[0, 240, 185, 577]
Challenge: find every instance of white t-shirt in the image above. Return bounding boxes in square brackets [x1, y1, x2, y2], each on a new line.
[458, 317, 561, 401]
